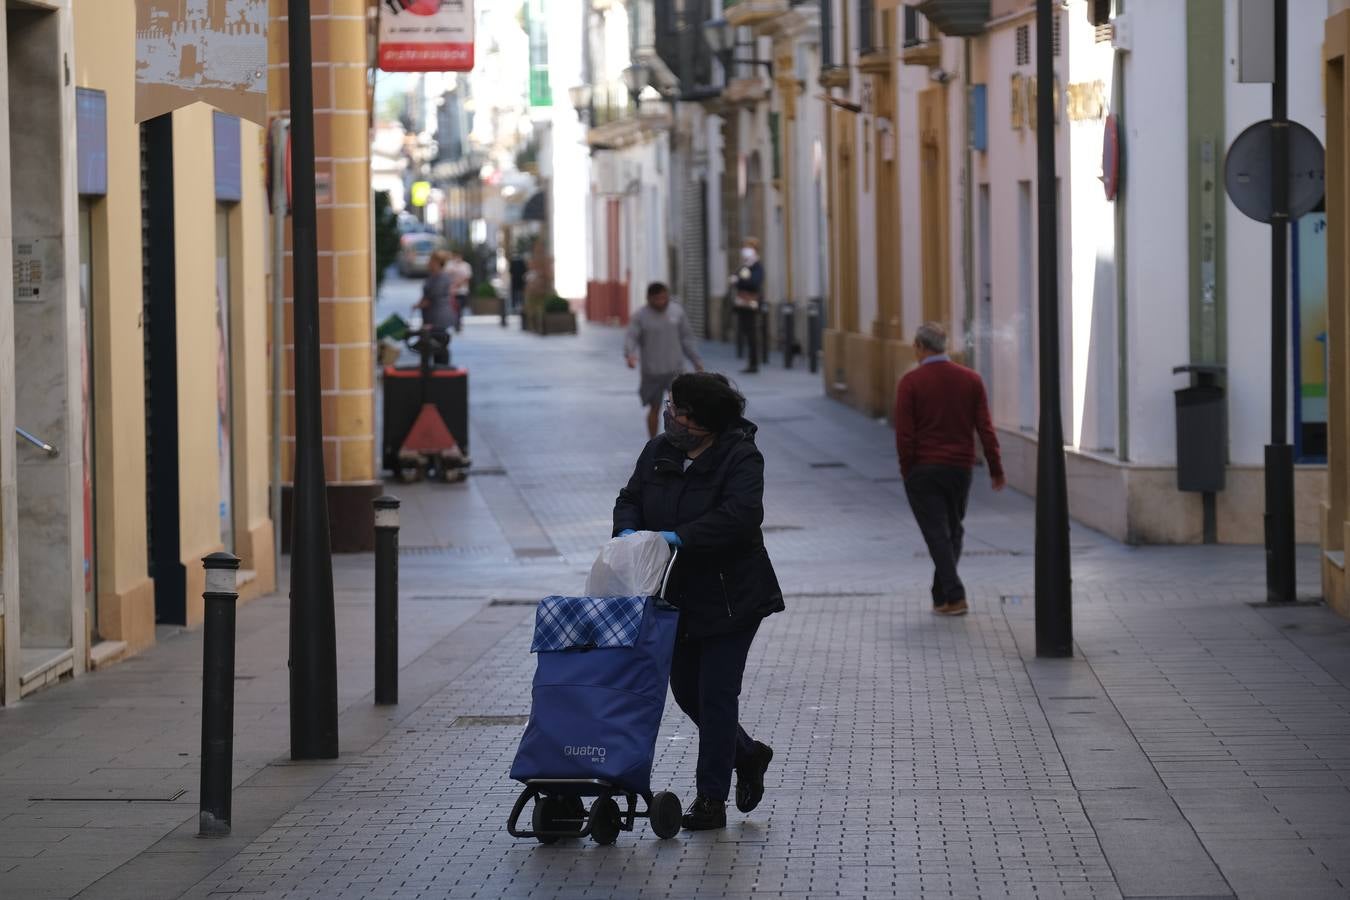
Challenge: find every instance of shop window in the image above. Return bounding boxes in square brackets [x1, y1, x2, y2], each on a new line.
[1294, 209, 1329, 462]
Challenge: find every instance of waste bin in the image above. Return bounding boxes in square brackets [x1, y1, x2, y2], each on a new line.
[1173, 365, 1226, 493]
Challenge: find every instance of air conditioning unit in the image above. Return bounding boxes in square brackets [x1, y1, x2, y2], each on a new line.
[1110, 13, 1132, 53]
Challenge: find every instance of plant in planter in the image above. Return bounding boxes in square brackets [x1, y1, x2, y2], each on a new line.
[538, 295, 578, 336]
[471, 281, 502, 316]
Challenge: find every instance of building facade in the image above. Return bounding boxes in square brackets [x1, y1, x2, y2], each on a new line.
[575, 0, 827, 356]
[269, 0, 381, 551]
[1322, 1, 1350, 618]
[0, 0, 277, 704]
[821, 0, 1328, 546]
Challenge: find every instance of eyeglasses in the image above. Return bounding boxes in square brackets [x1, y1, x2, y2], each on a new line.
[665, 400, 710, 433]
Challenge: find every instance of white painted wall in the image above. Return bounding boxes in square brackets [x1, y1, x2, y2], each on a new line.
[1222, 0, 1326, 465]
[548, 0, 589, 300]
[974, 22, 1040, 434]
[1065, 7, 1117, 452]
[1120, 1, 1190, 465]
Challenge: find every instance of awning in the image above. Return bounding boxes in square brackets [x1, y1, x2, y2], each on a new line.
[522, 191, 548, 222]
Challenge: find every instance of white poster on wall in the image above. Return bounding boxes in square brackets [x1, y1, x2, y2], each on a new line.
[379, 0, 475, 73]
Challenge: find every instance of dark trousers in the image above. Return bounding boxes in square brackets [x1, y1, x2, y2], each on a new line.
[904, 465, 973, 606]
[668, 622, 760, 802]
[735, 307, 760, 370]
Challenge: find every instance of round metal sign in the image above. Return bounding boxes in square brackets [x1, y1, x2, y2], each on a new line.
[1224, 119, 1325, 224]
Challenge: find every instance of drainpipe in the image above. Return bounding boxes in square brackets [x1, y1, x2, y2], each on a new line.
[962, 37, 975, 362]
[269, 118, 287, 587]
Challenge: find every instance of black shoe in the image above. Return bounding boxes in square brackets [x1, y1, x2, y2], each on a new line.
[681, 794, 727, 831]
[735, 741, 773, 813]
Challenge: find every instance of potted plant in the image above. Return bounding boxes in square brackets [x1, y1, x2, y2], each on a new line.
[471, 281, 503, 317]
[539, 296, 578, 335]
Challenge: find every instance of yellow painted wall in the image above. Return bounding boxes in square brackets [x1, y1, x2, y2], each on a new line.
[235, 122, 276, 593]
[72, 0, 154, 651]
[170, 107, 276, 620]
[172, 106, 224, 624]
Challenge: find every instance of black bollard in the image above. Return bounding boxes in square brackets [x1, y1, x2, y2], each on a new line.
[199, 552, 241, 837]
[373, 496, 401, 705]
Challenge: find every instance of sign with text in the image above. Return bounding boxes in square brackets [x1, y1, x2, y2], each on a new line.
[135, 0, 268, 125]
[379, 0, 475, 73]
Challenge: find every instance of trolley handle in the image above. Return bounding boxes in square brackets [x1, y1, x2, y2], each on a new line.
[657, 548, 679, 607]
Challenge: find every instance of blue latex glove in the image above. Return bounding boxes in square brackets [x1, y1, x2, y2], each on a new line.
[659, 531, 682, 547]
[617, 529, 636, 537]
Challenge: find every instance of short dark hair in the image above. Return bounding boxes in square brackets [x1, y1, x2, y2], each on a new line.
[670, 372, 746, 433]
[646, 281, 669, 299]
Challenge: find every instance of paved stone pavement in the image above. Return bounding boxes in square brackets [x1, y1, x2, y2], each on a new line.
[3, 281, 1349, 899]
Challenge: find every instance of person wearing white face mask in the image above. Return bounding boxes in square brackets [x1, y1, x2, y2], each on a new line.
[729, 237, 764, 374]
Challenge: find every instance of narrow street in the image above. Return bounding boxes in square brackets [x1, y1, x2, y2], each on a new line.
[1, 291, 1348, 898]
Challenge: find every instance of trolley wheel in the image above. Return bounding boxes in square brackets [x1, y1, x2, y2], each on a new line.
[590, 796, 621, 846]
[531, 795, 563, 845]
[395, 459, 423, 483]
[649, 791, 682, 839]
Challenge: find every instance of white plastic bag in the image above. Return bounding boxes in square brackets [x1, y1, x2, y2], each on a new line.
[585, 531, 672, 597]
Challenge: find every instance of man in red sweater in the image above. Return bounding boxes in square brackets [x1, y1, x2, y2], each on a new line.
[894, 323, 1004, 616]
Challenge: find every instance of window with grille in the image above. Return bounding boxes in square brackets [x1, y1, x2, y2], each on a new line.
[1016, 24, 1030, 66]
[1095, 22, 1112, 43]
[821, 0, 833, 68]
[859, 0, 875, 54]
[903, 7, 930, 48]
[1053, 12, 1062, 56]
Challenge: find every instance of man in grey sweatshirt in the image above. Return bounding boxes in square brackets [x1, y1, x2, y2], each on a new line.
[625, 282, 705, 437]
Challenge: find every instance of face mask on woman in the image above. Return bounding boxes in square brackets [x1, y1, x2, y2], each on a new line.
[663, 408, 708, 452]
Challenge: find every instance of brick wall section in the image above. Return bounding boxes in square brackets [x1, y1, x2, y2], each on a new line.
[268, 0, 376, 487]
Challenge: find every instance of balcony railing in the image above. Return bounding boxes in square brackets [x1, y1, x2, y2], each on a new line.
[591, 80, 636, 127]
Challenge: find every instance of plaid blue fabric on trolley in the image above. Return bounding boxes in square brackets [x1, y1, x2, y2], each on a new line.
[531, 595, 647, 653]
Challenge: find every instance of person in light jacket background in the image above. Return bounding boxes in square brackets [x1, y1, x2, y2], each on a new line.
[625, 282, 704, 437]
[731, 237, 764, 374]
[613, 373, 783, 831]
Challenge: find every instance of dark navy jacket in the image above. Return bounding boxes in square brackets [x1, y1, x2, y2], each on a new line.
[613, 419, 784, 638]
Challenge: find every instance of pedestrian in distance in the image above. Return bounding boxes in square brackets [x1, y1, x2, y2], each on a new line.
[613, 373, 783, 831]
[894, 322, 1005, 617]
[625, 282, 705, 438]
[413, 249, 454, 365]
[730, 237, 764, 374]
[449, 251, 471, 332]
[508, 255, 528, 315]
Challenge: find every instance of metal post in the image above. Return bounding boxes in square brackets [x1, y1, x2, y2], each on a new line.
[373, 496, 401, 706]
[1266, 0, 1296, 604]
[287, 0, 339, 759]
[1034, 0, 1073, 657]
[199, 552, 241, 837]
[808, 298, 821, 374]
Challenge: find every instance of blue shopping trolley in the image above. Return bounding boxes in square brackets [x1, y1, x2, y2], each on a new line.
[507, 551, 683, 845]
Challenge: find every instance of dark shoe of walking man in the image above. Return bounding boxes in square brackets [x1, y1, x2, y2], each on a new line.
[626, 282, 705, 437]
[894, 322, 1005, 616]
